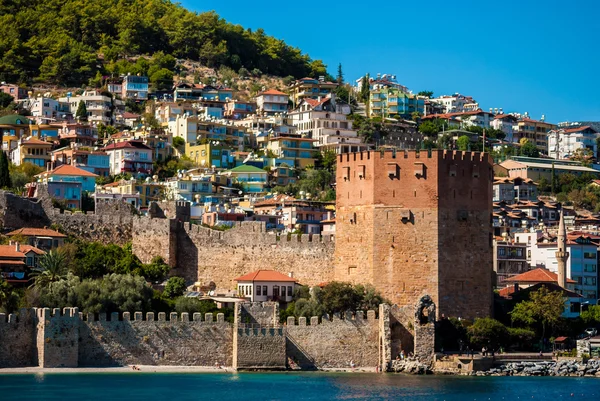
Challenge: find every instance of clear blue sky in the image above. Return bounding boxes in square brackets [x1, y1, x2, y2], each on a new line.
[180, 0, 599, 123]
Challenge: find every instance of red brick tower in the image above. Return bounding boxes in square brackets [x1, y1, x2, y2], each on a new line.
[335, 149, 493, 319]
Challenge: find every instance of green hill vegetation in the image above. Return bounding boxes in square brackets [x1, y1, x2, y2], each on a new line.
[0, 0, 329, 86]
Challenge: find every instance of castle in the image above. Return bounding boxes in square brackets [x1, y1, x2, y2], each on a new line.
[0, 149, 492, 320]
[335, 150, 493, 319]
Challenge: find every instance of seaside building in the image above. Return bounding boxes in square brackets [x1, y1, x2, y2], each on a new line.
[234, 269, 297, 303]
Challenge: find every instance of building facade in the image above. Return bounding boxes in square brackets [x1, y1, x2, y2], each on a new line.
[548, 125, 598, 160]
[122, 75, 149, 100]
[255, 89, 289, 116]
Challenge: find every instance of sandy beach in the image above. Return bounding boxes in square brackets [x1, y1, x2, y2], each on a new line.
[0, 365, 377, 374]
[0, 365, 231, 374]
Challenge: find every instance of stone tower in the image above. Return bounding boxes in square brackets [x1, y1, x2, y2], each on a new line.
[555, 210, 569, 288]
[334, 149, 494, 320]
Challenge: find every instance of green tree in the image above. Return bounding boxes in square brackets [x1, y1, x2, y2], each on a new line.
[336, 63, 343, 84]
[140, 256, 170, 283]
[320, 282, 362, 315]
[359, 73, 370, 102]
[457, 135, 470, 151]
[75, 100, 88, 122]
[172, 136, 186, 151]
[149, 68, 174, 91]
[581, 305, 600, 326]
[29, 249, 68, 290]
[417, 91, 434, 98]
[511, 286, 565, 349]
[468, 318, 509, 350]
[519, 139, 540, 157]
[0, 276, 20, 313]
[0, 92, 14, 108]
[164, 276, 187, 298]
[0, 151, 12, 188]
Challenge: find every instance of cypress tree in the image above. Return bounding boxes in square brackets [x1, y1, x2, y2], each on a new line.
[76, 100, 88, 122]
[0, 150, 11, 189]
[336, 63, 344, 84]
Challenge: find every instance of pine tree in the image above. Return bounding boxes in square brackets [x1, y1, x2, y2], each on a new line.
[76, 100, 88, 122]
[0, 150, 11, 189]
[336, 63, 344, 85]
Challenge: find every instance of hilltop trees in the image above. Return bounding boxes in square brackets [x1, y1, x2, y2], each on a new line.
[0, 0, 328, 85]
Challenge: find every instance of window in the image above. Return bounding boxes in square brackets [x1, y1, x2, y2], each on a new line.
[584, 277, 597, 286]
[584, 264, 597, 272]
[256, 286, 261, 296]
[26, 256, 33, 266]
[263, 286, 268, 296]
[584, 252, 596, 259]
[499, 248, 506, 257]
[288, 286, 292, 297]
[273, 285, 280, 298]
[281, 286, 286, 297]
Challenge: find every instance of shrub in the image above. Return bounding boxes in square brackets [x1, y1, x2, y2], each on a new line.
[164, 277, 187, 299]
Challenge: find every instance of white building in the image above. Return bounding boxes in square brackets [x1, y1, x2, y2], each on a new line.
[59, 91, 124, 126]
[288, 94, 368, 154]
[168, 114, 198, 144]
[255, 89, 289, 116]
[102, 140, 153, 176]
[514, 230, 598, 304]
[19, 97, 69, 123]
[491, 114, 518, 142]
[548, 126, 599, 160]
[430, 93, 477, 113]
[234, 270, 297, 303]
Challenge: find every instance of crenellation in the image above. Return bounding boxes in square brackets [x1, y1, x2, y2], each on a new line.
[110, 312, 119, 322]
[134, 312, 143, 321]
[181, 312, 189, 322]
[205, 313, 213, 323]
[98, 313, 106, 321]
[217, 313, 224, 323]
[367, 310, 376, 320]
[123, 312, 131, 321]
[169, 312, 178, 322]
[146, 312, 155, 321]
[193, 313, 202, 322]
[158, 312, 166, 321]
[310, 316, 318, 326]
[298, 317, 306, 326]
[52, 308, 60, 317]
[287, 316, 295, 326]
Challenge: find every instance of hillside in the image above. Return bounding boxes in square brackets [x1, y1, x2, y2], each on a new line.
[0, 0, 328, 86]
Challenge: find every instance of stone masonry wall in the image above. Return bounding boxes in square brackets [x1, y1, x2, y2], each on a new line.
[174, 221, 335, 289]
[78, 311, 233, 367]
[285, 311, 380, 369]
[0, 309, 36, 368]
[131, 217, 177, 266]
[235, 328, 286, 369]
[37, 308, 80, 368]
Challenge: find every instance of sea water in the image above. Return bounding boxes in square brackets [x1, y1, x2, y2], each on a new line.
[1, 372, 599, 400]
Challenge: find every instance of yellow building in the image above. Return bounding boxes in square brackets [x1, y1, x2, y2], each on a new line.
[513, 118, 558, 152]
[11, 137, 52, 167]
[0, 114, 32, 153]
[100, 179, 164, 208]
[260, 132, 317, 169]
[184, 143, 235, 169]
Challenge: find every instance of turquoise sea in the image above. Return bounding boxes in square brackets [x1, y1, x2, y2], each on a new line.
[1, 372, 600, 400]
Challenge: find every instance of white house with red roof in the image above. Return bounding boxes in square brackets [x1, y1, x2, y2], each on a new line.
[548, 125, 598, 160]
[234, 269, 297, 303]
[102, 140, 153, 176]
[255, 89, 289, 116]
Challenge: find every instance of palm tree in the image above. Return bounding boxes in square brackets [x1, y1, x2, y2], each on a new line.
[29, 250, 68, 290]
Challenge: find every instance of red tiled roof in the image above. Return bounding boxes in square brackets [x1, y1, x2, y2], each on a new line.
[39, 164, 98, 178]
[254, 194, 297, 207]
[103, 140, 152, 151]
[122, 112, 140, 119]
[7, 227, 67, 238]
[505, 268, 576, 284]
[554, 336, 568, 342]
[0, 245, 26, 258]
[20, 245, 45, 255]
[22, 137, 52, 146]
[0, 259, 26, 265]
[259, 89, 287, 96]
[565, 125, 597, 133]
[498, 286, 517, 298]
[234, 270, 297, 282]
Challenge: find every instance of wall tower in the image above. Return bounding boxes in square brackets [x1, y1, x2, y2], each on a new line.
[334, 149, 493, 319]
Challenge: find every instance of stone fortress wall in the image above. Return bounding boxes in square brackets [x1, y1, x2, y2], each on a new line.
[0, 190, 335, 290]
[0, 298, 435, 370]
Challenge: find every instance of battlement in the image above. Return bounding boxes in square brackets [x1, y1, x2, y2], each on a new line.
[237, 327, 284, 336]
[182, 221, 335, 244]
[80, 311, 227, 323]
[285, 310, 377, 326]
[337, 149, 490, 165]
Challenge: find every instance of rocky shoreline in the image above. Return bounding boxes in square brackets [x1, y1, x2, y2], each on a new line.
[475, 360, 600, 377]
[390, 358, 600, 377]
